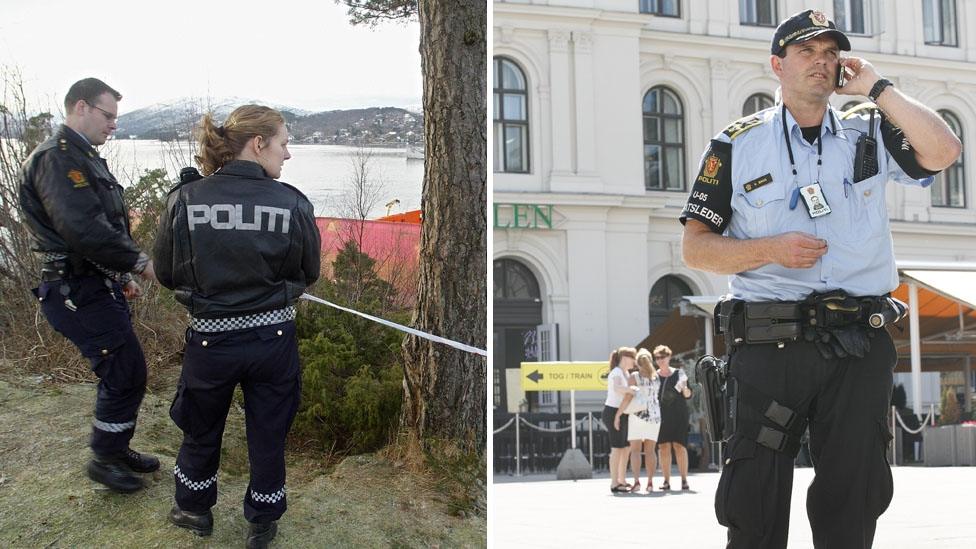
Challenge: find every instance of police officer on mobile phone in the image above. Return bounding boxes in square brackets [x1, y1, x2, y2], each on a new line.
[679, 9, 961, 549]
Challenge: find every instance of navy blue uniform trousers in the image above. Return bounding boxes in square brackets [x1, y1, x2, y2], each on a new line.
[170, 321, 300, 524]
[36, 275, 147, 456]
[716, 330, 896, 549]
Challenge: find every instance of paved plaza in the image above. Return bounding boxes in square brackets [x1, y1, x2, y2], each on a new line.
[492, 466, 976, 548]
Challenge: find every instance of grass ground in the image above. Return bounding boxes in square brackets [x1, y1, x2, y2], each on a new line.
[0, 376, 485, 548]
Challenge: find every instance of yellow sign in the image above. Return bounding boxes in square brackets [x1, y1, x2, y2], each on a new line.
[520, 362, 610, 391]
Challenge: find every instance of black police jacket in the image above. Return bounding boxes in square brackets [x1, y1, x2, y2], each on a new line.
[153, 160, 321, 318]
[19, 125, 142, 272]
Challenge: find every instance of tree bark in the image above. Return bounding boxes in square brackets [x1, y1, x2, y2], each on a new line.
[402, 0, 486, 453]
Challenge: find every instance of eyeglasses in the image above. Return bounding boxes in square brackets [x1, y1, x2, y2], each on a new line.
[86, 102, 117, 123]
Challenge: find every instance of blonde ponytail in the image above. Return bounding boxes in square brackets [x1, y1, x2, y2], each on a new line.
[193, 105, 285, 176]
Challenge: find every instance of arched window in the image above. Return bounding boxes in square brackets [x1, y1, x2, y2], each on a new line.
[648, 275, 693, 335]
[643, 86, 685, 191]
[742, 93, 774, 116]
[493, 58, 529, 174]
[494, 258, 540, 301]
[932, 110, 965, 208]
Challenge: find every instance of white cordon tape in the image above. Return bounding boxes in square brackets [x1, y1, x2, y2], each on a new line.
[300, 293, 487, 357]
[894, 410, 936, 435]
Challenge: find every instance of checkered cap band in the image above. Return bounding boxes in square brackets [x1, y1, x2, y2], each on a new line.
[174, 464, 218, 491]
[92, 418, 135, 433]
[250, 485, 287, 504]
[190, 306, 296, 333]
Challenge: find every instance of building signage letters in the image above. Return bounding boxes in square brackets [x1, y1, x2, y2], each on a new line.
[493, 203, 554, 229]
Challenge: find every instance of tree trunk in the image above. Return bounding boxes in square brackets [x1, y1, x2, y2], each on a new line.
[402, 0, 486, 454]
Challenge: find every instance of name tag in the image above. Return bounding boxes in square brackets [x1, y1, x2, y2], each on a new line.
[800, 183, 831, 218]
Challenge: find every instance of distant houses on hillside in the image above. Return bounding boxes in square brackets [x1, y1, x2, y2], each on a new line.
[117, 101, 423, 147]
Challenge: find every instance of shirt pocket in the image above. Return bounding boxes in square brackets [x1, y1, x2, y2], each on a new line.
[849, 172, 888, 237]
[733, 180, 788, 238]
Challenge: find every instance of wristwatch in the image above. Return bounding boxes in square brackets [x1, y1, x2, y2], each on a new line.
[868, 78, 893, 102]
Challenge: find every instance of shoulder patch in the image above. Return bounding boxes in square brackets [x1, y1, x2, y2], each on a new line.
[694, 139, 731, 187]
[67, 169, 89, 188]
[841, 102, 876, 120]
[722, 114, 764, 140]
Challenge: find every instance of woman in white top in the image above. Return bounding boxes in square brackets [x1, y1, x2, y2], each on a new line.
[614, 348, 662, 492]
[602, 347, 637, 493]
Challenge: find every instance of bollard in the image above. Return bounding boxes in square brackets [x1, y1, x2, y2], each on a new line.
[588, 412, 594, 471]
[515, 412, 521, 477]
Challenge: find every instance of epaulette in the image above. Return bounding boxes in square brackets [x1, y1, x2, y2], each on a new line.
[279, 181, 310, 202]
[722, 113, 765, 140]
[841, 102, 876, 120]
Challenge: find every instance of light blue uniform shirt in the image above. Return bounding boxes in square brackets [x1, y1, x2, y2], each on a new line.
[714, 105, 931, 301]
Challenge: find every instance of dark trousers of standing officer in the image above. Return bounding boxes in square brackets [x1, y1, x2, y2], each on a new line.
[170, 321, 300, 524]
[716, 331, 895, 549]
[36, 275, 147, 456]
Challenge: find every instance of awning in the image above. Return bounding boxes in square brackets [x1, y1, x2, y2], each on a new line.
[891, 264, 976, 373]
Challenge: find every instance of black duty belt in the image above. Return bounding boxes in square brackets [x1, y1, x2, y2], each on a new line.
[715, 294, 896, 346]
[39, 260, 101, 282]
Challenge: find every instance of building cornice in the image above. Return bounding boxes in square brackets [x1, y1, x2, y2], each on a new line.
[495, 4, 976, 75]
[493, 3, 647, 29]
[493, 193, 976, 237]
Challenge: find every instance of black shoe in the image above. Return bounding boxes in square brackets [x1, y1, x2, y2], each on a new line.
[87, 459, 143, 493]
[121, 447, 160, 473]
[246, 521, 278, 549]
[169, 505, 213, 537]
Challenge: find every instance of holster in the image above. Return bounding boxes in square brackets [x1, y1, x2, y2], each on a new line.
[696, 355, 732, 443]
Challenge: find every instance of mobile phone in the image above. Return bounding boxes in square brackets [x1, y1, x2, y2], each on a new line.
[836, 62, 846, 88]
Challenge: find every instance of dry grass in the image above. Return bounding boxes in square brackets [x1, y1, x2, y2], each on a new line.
[0, 375, 485, 548]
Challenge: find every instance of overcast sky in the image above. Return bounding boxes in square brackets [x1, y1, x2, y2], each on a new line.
[0, 0, 422, 114]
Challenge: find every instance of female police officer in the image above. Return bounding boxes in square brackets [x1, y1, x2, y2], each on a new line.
[680, 9, 960, 549]
[153, 105, 320, 548]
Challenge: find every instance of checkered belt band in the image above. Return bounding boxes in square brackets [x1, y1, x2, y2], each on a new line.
[190, 306, 296, 333]
[37, 252, 129, 283]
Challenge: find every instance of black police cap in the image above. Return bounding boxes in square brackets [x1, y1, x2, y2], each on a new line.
[771, 9, 851, 56]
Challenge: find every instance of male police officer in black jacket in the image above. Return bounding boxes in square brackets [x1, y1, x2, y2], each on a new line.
[19, 78, 159, 493]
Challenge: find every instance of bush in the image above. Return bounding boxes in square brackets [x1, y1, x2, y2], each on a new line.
[294, 240, 408, 454]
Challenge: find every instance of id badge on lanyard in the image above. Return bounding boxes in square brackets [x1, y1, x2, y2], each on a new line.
[800, 183, 831, 218]
[783, 105, 831, 220]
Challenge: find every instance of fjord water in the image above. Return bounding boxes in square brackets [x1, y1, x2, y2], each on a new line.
[102, 139, 424, 218]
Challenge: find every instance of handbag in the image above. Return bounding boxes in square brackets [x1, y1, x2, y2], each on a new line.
[623, 386, 647, 414]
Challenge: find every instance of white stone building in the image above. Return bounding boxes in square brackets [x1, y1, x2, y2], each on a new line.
[493, 0, 976, 416]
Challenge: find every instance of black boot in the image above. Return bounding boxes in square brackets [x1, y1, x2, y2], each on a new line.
[121, 447, 160, 473]
[87, 458, 143, 493]
[169, 505, 214, 537]
[246, 521, 278, 549]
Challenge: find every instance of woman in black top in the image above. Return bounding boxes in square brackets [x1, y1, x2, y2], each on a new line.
[655, 345, 693, 491]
